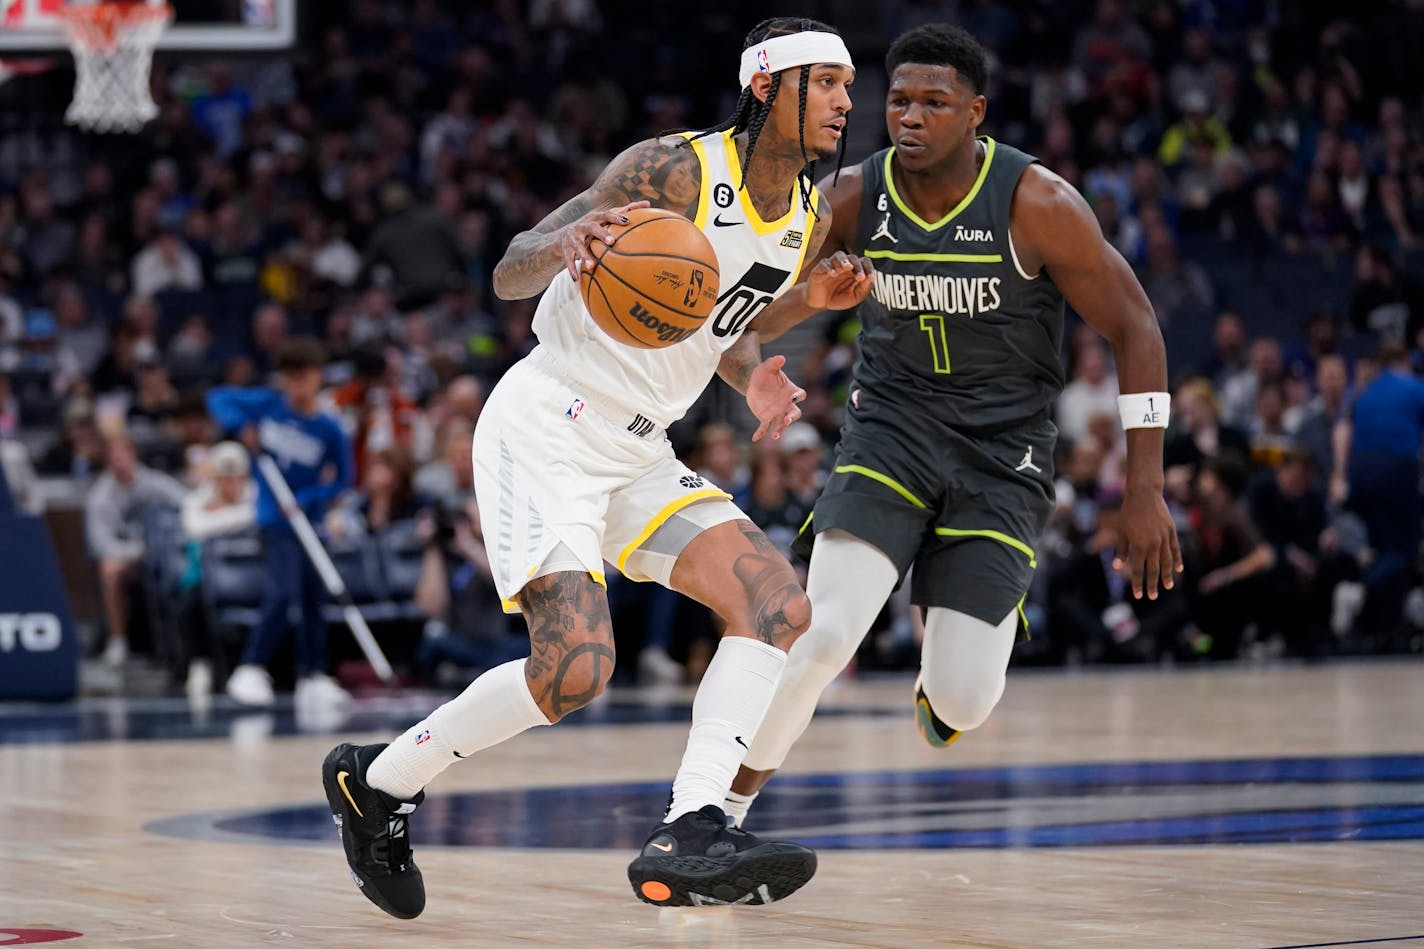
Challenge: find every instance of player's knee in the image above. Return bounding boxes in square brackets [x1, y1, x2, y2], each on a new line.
[524, 630, 617, 721]
[793, 611, 867, 669]
[920, 665, 1006, 732]
[752, 584, 811, 650]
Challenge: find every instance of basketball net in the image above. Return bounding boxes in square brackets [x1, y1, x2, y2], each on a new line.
[57, 1, 171, 133]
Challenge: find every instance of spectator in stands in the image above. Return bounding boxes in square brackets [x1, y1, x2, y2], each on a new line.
[1247, 380, 1296, 470]
[779, 421, 827, 509]
[414, 420, 475, 514]
[204, 203, 263, 291]
[328, 447, 419, 539]
[1221, 337, 1284, 429]
[1247, 446, 1360, 657]
[1196, 312, 1249, 393]
[692, 422, 749, 497]
[190, 63, 253, 159]
[1337, 340, 1424, 639]
[1049, 490, 1190, 662]
[0, 436, 41, 515]
[1057, 338, 1121, 444]
[362, 182, 465, 311]
[1186, 454, 1276, 659]
[1159, 90, 1232, 168]
[85, 433, 188, 667]
[206, 337, 353, 708]
[1348, 244, 1424, 345]
[131, 223, 205, 298]
[125, 347, 181, 455]
[53, 284, 107, 387]
[0, 372, 16, 437]
[738, 452, 810, 565]
[18, 172, 74, 279]
[177, 441, 257, 696]
[1136, 225, 1213, 326]
[1296, 354, 1352, 486]
[413, 496, 525, 686]
[330, 346, 421, 480]
[38, 398, 106, 480]
[247, 303, 289, 377]
[1165, 378, 1250, 504]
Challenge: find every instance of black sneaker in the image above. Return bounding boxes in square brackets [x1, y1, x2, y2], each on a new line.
[321, 742, 426, 919]
[914, 673, 962, 748]
[627, 804, 817, 906]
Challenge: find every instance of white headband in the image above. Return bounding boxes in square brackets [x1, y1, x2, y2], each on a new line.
[738, 31, 854, 89]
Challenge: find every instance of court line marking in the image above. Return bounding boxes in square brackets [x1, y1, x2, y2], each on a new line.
[1258, 936, 1424, 949]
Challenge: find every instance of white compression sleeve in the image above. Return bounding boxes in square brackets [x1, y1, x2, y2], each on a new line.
[918, 606, 1017, 731]
[740, 531, 900, 772]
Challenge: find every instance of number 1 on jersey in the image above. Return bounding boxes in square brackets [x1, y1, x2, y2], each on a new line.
[919, 313, 952, 374]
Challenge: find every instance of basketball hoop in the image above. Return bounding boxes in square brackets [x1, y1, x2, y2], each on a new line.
[56, 1, 171, 133]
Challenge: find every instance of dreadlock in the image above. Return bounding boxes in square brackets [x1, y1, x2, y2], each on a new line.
[683, 17, 846, 215]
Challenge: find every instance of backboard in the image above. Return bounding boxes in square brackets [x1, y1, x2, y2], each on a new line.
[0, 0, 294, 52]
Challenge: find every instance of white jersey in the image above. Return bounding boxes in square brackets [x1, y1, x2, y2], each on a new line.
[531, 128, 819, 429]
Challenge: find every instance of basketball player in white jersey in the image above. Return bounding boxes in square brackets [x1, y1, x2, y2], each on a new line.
[321, 17, 876, 914]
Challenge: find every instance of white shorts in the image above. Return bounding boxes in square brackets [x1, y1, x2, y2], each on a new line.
[472, 347, 744, 612]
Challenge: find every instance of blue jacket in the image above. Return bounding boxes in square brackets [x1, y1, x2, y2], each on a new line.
[206, 388, 353, 530]
[1350, 369, 1424, 458]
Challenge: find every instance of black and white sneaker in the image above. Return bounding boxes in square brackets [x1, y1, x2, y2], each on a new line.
[321, 742, 426, 919]
[627, 804, 817, 906]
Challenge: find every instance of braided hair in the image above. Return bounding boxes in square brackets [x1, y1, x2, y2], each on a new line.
[685, 17, 847, 215]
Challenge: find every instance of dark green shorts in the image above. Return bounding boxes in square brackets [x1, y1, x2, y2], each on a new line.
[794, 406, 1056, 628]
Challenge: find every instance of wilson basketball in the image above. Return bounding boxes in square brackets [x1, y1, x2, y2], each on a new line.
[580, 208, 720, 349]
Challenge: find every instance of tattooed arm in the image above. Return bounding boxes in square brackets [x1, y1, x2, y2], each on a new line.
[717, 329, 806, 443]
[491, 136, 702, 300]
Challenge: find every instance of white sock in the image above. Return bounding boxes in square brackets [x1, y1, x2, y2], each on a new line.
[664, 637, 787, 822]
[722, 789, 757, 826]
[366, 659, 550, 800]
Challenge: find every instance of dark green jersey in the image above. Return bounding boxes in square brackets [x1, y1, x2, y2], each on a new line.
[851, 138, 1065, 431]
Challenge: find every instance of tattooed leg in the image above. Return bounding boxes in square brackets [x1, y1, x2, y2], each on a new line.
[671, 519, 811, 649]
[516, 571, 617, 721]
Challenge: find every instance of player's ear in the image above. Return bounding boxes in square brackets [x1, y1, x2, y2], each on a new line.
[748, 71, 774, 105]
[968, 94, 986, 131]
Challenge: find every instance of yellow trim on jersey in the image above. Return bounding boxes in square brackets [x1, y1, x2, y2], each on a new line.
[681, 132, 712, 231]
[721, 130, 801, 236]
[500, 570, 608, 614]
[863, 249, 1003, 263]
[933, 526, 1037, 568]
[834, 464, 927, 509]
[615, 488, 733, 573]
[884, 136, 997, 232]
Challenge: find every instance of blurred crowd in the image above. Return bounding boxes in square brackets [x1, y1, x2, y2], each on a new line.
[1, 1, 1423, 693]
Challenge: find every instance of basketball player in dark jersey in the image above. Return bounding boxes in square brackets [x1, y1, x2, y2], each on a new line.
[722, 23, 1183, 827]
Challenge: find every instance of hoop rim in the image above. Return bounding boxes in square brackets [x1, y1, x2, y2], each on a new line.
[55, 2, 172, 39]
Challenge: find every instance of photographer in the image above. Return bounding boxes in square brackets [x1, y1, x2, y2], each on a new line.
[413, 497, 526, 687]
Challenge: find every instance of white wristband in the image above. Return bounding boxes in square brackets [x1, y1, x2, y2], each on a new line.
[1117, 392, 1170, 429]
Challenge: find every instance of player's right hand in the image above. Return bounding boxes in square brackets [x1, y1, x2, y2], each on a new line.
[806, 251, 875, 310]
[564, 200, 651, 281]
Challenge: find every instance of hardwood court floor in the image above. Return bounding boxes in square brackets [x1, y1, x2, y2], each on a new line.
[2, 660, 1422, 948]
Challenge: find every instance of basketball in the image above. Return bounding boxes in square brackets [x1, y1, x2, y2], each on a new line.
[580, 208, 720, 349]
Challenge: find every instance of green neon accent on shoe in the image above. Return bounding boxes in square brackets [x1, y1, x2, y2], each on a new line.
[833, 465, 927, 509]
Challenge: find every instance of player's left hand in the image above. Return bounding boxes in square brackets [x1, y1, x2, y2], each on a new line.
[806, 251, 875, 310]
[1113, 488, 1183, 600]
[746, 354, 807, 443]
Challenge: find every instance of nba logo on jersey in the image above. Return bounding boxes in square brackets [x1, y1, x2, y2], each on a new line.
[415, 729, 431, 746]
[566, 398, 586, 421]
